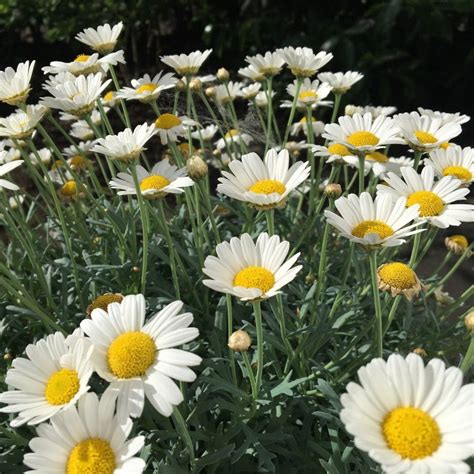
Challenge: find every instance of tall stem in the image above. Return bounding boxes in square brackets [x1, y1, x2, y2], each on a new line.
[369, 250, 383, 357]
[282, 78, 302, 147]
[265, 209, 275, 235]
[252, 301, 264, 394]
[460, 335, 474, 373]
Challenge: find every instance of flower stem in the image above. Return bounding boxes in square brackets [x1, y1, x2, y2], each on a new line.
[282, 77, 302, 147]
[368, 249, 383, 357]
[460, 335, 474, 373]
[242, 350, 258, 400]
[252, 301, 264, 394]
[265, 209, 275, 235]
[172, 407, 196, 473]
[226, 295, 238, 384]
[357, 154, 365, 193]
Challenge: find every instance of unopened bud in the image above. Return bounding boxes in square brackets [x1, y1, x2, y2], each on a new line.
[228, 330, 252, 352]
[187, 155, 208, 180]
[464, 311, 474, 332]
[205, 86, 216, 98]
[412, 347, 427, 357]
[176, 79, 186, 91]
[217, 68, 230, 82]
[324, 183, 342, 199]
[3, 352, 12, 360]
[132, 266, 140, 273]
[189, 78, 202, 92]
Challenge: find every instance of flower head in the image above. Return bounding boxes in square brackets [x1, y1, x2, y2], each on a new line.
[117, 71, 177, 103]
[0, 104, 46, 139]
[444, 235, 471, 256]
[244, 51, 284, 77]
[0, 61, 35, 106]
[425, 145, 473, 184]
[378, 262, 422, 300]
[283, 78, 332, 109]
[160, 49, 212, 75]
[417, 107, 470, 126]
[345, 104, 397, 118]
[318, 71, 363, 94]
[277, 47, 333, 77]
[215, 128, 253, 150]
[75, 22, 124, 54]
[154, 113, 195, 145]
[0, 159, 23, 190]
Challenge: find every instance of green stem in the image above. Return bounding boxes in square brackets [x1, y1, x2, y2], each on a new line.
[460, 335, 474, 373]
[242, 350, 258, 400]
[264, 77, 274, 152]
[226, 295, 237, 384]
[172, 407, 196, 473]
[253, 301, 264, 394]
[369, 250, 383, 357]
[265, 209, 275, 235]
[413, 150, 423, 171]
[357, 154, 366, 194]
[109, 64, 131, 128]
[282, 78, 302, 147]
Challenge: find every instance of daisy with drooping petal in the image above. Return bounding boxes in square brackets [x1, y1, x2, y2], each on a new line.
[0, 140, 22, 163]
[377, 262, 422, 300]
[290, 116, 325, 137]
[254, 90, 275, 109]
[117, 71, 177, 103]
[23, 391, 146, 474]
[215, 128, 253, 150]
[425, 145, 473, 184]
[109, 159, 194, 199]
[324, 192, 423, 247]
[42, 51, 125, 76]
[214, 81, 243, 104]
[29, 147, 52, 166]
[417, 107, 470, 126]
[191, 124, 218, 141]
[80, 294, 201, 418]
[71, 121, 95, 141]
[217, 148, 310, 209]
[394, 112, 462, 152]
[154, 113, 195, 145]
[312, 142, 355, 165]
[75, 22, 124, 54]
[0, 104, 46, 139]
[160, 49, 212, 75]
[345, 104, 397, 118]
[340, 353, 474, 473]
[318, 71, 363, 94]
[277, 47, 333, 77]
[0, 159, 23, 190]
[244, 51, 285, 77]
[63, 140, 96, 158]
[282, 78, 332, 109]
[41, 73, 111, 117]
[445, 234, 471, 256]
[323, 112, 404, 154]
[0, 61, 35, 106]
[91, 123, 155, 161]
[238, 65, 265, 82]
[203, 233, 302, 301]
[239, 82, 262, 100]
[377, 166, 474, 228]
[0, 332, 93, 427]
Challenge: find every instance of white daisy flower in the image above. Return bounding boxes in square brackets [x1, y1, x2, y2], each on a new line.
[290, 116, 325, 137]
[345, 104, 397, 118]
[160, 49, 212, 75]
[191, 124, 218, 141]
[284, 140, 309, 157]
[340, 353, 474, 473]
[75, 21, 124, 54]
[312, 142, 356, 165]
[0, 159, 23, 190]
[63, 140, 96, 157]
[425, 145, 474, 184]
[214, 81, 243, 104]
[109, 159, 194, 199]
[254, 90, 276, 108]
[317, 71, 363, 94]
[0, 104, 46, 139]
[277, 47, 333, 77]
[91, 123, 155, 161]
[117, 71, 177, 103]
[41, 73, 111, 117]
[417, 107, 470, 126]
[42, 51, 125, 76]
[281, 78, 332, 109]
[217, 148, 310, 209]
[324, 192, 423, 247]
[0, 61, 35, 106]
[394, 112, 462, 152]
[244, 51, 284, 77]
[153, 113, 195, 145]
[215, 128, 253, 150]
[101, 89, 118, 107]
[80, 294, 201, 418]
[240, 82, 262, 100]
[377, 166, 474, 228]
[343, 152, 414, 177]
[0, 140, 22, 163]
[0, 332, 93, 427]
[29, 147, 52, 166]
[203, 232, 302, 301]
[238, 65, 265, 82]
[42, 71, 77, 90]
[71, 121, 95, 141]
[323, 112, 404, 154]
[23, 391, 146, 474]
[181, 74, 216, 85]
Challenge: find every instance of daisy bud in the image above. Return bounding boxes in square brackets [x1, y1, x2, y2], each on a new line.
[3, 352, 12, 360]
[412, 347, 427, 357]
[464, 311, 474, 332]
[228, 330, 252, 352]
[86, 292, 124, 317]
[324, 183, 342, 199]
[217, 67, 229, 82]
[189, 77, 202, 92]
[187, 155, 208, 181]
[445, 235, 471, 256]
[205, 86, 216, 98]
[344, 104, 358, 116]
[176, 79, 186, 91]
[132, 266, 140, 273]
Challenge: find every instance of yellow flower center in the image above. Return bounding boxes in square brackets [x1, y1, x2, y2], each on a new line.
[298, 90, 318, 101]
[155, 113, 182, 129]
[351, 220, 394, 240]
[88, 293, 123, 313]
[406, 191, 444, 217]
[103, 91, 114, 102]
[60, 180, 78, 197]
[107, 331, 156, 379]
[442, 165, 472, 181]
[414, 130, 437, 144]
[51, 160, 64, 170]
[382, 407, 441, 460]
[136, 83, 157, 94]
[74, 54, 91, 63]
[327, 143, 351, 156]
[379, 262, 417, 289]
[139, 175, 170, 192]
[440, 142, 450, 149]
[178, 142, 194, 155]
[70, 155, 88, 169]
[447, 235, 468, 249]
[233, 266, 275, 293]
[346, 131, 379, 147]
[299, 116, 315, 123]
[67, 438, 116, 474]
[224, 129, 239, 139]
[44, 368, 80, 405]
[366, 151, 389, 163]
[249, 179, 286, 195]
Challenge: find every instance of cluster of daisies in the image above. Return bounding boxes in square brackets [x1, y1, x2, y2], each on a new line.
[0, 19, 473, 473]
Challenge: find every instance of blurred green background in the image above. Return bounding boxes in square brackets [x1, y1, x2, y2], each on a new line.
[1, 0, 473, 141]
